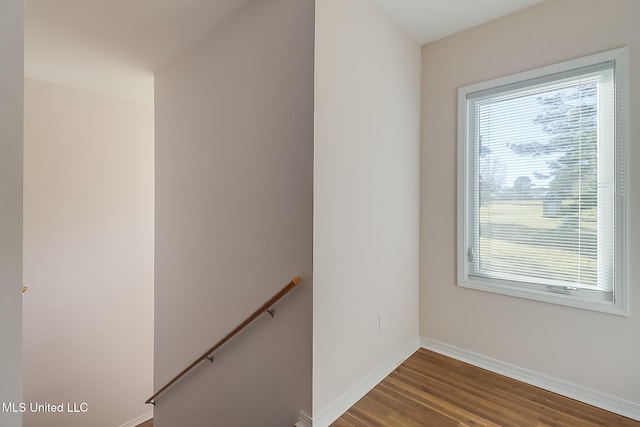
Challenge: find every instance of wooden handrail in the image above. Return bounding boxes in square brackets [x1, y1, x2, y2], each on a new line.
[146, 276, 302, 405]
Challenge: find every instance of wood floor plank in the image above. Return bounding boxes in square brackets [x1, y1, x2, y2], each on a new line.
[367, 386, 460, 426]
[135, 419, 153, 427]
[397, 356, 598, 426]
[331, 349, 640, 427]
[380, 377, 502, 427]
[406, 351, 622, 426]
[391, 365, 538, 426]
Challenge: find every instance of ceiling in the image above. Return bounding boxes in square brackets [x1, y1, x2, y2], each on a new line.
[25, 0, 252, 103]
[372, 0, 544, 44]
[24, 0, 544, 104]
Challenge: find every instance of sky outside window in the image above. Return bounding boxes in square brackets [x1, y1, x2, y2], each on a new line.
[475, 76, 600, 192]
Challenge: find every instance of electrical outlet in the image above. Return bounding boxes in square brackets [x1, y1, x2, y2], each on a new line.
[378, 314, 386, 332]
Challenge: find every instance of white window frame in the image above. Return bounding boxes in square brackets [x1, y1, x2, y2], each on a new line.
[457, 47, 629, 316]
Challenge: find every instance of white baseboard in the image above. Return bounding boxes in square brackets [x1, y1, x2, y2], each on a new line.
[295, 410, 312, 427]
[313, 337, 421, 427]
[420, 337, 640, 422]
[118, 410, 153, 427]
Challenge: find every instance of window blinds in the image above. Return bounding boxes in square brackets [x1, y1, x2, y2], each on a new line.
[466, 63, 616, 291]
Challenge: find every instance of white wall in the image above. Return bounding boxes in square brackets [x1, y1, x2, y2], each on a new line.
[22, 79, 154, 427]
[313, 0, 421, 423]
[153, 0, 313, 426]
[0, 1, 23, 426]
[421, 0, 640, 406]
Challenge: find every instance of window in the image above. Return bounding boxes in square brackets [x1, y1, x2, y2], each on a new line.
[457, 48, 628, 315]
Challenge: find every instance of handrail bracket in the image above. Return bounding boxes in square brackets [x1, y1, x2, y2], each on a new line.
[265, 308, 275, 318]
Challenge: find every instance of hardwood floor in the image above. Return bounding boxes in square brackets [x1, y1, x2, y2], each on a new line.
[135, 418, 153, 427]
[332, 349, 640, 427]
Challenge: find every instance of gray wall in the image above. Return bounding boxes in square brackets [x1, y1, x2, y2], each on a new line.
[421, 0, 640, 406]
[0, 1, 23, 426]
[153, 0, 313, 425]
